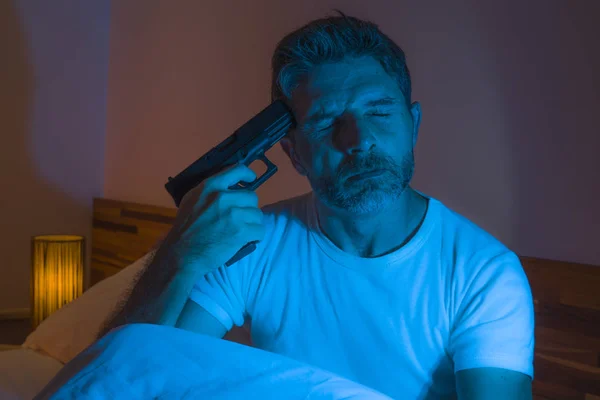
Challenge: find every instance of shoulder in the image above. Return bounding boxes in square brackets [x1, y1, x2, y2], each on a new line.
[261, 191, 313, 217]
[245, 192, 313, 257]
[426, 197, 528, 294]
[435, 199, 508, 248]
[260, 192, 313, 232]
[429, 197, 517, 264]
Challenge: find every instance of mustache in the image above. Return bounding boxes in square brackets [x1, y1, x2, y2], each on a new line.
[338, 156, 391, 178]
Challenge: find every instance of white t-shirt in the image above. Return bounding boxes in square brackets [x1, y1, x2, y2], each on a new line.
[189, 190, 535, 399]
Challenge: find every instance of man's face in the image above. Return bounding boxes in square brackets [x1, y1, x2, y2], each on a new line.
[282, 55, 421, 216]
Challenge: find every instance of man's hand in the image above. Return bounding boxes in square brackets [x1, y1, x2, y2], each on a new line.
[99, 164, 266, 335]
[164, 163, 267, 273]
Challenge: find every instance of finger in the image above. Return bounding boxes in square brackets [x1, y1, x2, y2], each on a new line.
[217, 190, 259, 209]
[179, 165, 241, 206]
[238, 222, 267, 243]
[181, 164, 254, 209]
[232, 207, 264, 226]
[207, 163, 257, 192]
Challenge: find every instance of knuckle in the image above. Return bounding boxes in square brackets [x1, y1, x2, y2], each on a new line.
[241, 191, 258, 207]
[228, 207, 243, 220]
[214, 190, 229, 207]
[227, 209, 246, 230]
[230, 220, 245, 236]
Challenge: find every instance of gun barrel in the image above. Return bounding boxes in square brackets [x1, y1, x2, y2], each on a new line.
[165, 100, 295, 207]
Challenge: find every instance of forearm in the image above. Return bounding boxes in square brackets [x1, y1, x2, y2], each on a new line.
[98, 243, 208, 338]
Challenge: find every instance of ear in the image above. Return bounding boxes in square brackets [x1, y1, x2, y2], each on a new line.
[410, 101, 422, 149]
[280, 136, 308, 176]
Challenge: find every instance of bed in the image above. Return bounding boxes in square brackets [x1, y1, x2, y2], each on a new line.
[0, 197, 598, 399]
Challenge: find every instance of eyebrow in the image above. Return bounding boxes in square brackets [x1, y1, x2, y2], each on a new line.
[305, 96, 400, 123]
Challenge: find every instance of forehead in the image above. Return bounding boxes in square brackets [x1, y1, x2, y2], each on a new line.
[290, 56, 402, 122]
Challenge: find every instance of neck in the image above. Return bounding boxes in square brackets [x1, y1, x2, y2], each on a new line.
[314, 187, 428, 258]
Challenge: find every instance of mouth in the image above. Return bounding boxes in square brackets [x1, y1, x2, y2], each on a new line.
[346, 169, 386, 181]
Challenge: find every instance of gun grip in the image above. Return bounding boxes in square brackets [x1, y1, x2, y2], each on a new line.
[228, 154, 277, 191]
[224, 241, 259, 267]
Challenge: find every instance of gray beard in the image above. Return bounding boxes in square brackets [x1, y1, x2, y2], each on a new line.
[309, 151, 415, 215]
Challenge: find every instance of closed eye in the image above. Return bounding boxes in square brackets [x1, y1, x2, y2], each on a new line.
[315, 112, 390, 132]
[317, 120, 336, 132]
[317, 124, 333, 132]
[369, 113, 390, 117]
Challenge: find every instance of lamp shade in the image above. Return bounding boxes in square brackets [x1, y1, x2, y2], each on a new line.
[31, 235, 84, 328]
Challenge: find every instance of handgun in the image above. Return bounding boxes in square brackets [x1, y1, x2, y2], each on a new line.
[165, 100, 296, 267]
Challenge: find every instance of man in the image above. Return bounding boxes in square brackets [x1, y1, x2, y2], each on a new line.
[102, 11, 534, 400]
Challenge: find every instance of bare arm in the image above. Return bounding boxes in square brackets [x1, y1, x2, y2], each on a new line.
[97, 243, 213, 338]
[456, 368, 532, 400]
[96, 164, 265, 339]
[176, 298, 228, 338]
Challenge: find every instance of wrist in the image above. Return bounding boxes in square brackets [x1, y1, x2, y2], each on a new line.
[155, 236, 213, 278]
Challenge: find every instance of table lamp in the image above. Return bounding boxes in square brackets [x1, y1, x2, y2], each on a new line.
[31, 235, 84, 329]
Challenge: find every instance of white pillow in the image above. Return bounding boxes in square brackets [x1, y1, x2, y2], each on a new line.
[0, 348, 64, 400]
[22, 251, 155, 364]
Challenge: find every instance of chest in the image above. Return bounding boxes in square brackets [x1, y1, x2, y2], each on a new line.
[247, 264, 451, 361]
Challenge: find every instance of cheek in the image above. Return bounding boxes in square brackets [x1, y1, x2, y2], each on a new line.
[308, 147, 343, 179]
[296, 136, 343, 179]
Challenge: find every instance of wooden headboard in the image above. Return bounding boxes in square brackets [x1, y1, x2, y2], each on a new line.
[91, 197, 176, 284]
[91, 197, 600, 399]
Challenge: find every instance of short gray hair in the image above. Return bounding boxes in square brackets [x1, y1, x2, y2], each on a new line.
[270, 10, 412, 110]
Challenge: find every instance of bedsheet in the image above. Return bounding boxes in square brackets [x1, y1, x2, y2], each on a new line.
[35, 323, 393, 399]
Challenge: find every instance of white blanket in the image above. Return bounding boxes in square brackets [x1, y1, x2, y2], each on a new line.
[34, 324, 392, 399]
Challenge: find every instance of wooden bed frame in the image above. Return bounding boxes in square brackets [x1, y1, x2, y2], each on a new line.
[91, 197, 600, 399]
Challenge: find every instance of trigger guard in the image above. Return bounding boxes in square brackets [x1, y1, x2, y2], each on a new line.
[229, 154, 277, 191]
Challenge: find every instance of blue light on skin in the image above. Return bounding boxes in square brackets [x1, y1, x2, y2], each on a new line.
[279, 55, 429, 258]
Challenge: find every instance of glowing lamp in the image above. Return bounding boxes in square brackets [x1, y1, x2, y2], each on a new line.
[31, 235, 84, 328]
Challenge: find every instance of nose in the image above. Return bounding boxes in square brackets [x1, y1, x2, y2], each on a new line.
[334, 115, 376, 154]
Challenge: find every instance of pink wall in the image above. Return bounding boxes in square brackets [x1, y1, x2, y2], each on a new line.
[0, 1, 110, 310]
[105, 0, 600, 266]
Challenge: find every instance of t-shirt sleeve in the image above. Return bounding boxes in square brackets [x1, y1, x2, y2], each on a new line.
[187, 206, 282, 331]
[188, 262, 248, 332]
[449, 251, 535, 380]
